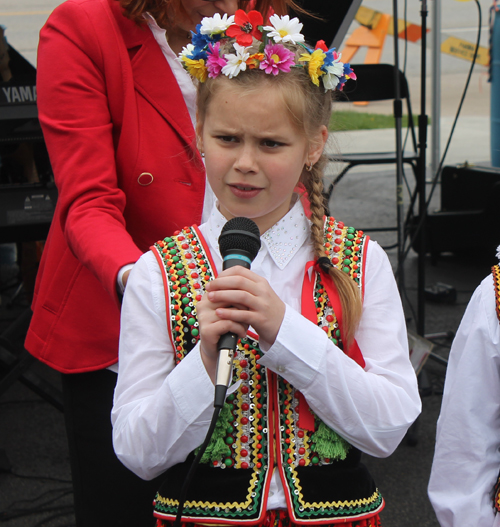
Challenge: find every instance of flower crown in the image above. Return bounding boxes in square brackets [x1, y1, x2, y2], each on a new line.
[178, 10, 356, 91]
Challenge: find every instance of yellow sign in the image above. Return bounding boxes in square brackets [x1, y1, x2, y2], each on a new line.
[355, 6, 383, 30]
[441, 37, 489, 66]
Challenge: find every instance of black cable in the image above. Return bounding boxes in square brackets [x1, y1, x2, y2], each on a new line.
[397, 0, 482, 273]
[1, 488, 73, 516]
[10, 472, 72, 483]
[425, 0, 482, 211]
[32, 508, 75, 527]
[172, 405, 222, 527]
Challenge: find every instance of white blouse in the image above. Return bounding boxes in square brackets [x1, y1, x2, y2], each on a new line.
[112, 200, 421, 509]
[428, 272, 500, 527]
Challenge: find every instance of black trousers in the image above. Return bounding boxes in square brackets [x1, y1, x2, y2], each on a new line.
[62, 369, 163, 526]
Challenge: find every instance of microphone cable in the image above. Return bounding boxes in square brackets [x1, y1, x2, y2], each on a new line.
[172, 405, 223, 527]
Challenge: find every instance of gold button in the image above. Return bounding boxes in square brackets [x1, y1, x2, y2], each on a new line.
[138, 172, 153, 186]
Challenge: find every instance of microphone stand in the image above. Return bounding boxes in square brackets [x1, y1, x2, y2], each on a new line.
[392, 0, 428, 337]
[416, 0, 428, 337]
[392, 0, 405, 296]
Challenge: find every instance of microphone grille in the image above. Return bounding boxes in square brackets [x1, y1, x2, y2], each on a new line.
[219, 217, 261, 262]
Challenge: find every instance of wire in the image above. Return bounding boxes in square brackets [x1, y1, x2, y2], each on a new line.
[9, 470, 72, 483]
[32, 509, 75, 527]
[425, 0, 482, 212]
[398, 0, 482, 271]
[173, 405, 222, 527]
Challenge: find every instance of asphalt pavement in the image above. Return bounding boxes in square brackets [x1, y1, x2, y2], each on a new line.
[0, 1, 497, 525]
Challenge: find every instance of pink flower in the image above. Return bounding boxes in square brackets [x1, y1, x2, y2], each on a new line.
[206, 42, 227, 78]
[259, 43, 295, 75]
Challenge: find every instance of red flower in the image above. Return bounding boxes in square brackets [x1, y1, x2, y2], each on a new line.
[226, 9, 263, 46]
[315, 40, 328, 52]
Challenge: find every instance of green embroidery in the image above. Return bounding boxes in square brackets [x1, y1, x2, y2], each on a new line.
[198, 402, 233, 463]
[311, 421, 351, 461]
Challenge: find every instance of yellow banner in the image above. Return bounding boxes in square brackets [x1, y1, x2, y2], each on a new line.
[353, 6, 489, 65]
[441, 37, 489, 66]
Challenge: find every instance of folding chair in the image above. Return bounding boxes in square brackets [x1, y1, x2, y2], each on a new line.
[324, 63, 420, 210]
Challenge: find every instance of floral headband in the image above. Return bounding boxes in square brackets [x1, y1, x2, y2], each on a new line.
[178, 10, 356, 91]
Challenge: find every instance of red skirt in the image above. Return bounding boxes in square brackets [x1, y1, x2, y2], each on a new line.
[156, 510, 382, 527]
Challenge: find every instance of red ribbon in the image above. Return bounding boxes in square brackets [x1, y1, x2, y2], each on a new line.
[296, 261, 366, 431]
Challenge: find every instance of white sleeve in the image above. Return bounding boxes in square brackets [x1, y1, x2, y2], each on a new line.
[428, 275, 500, 527]
[111, 251, 216, 481]
[259, 240, 421, 457]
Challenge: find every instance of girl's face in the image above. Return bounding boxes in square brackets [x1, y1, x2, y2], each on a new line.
[198, 82, 327, 234]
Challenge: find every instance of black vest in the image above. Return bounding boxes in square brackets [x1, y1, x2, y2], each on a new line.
[152, 218, 383, 524]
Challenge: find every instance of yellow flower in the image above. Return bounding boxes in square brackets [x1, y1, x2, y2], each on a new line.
[184, 57, 208, 83]
[299, 49, 325, 87]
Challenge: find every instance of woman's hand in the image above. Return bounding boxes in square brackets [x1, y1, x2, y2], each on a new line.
[197, 267, 285, 379]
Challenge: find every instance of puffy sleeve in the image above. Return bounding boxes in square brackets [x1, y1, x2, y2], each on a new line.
[259, 240, 422, 457]
[428, 275, 500, 527]
[111, 251, 217, 480]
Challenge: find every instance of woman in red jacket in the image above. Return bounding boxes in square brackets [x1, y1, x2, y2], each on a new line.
[26, 0, 297, 525]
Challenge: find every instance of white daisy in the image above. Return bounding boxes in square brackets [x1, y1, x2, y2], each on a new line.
[322, 57, 345, 90]
[263, 15, 304, 44]
[200, 13, 235, 36]
[222, 43, 250, 79]
[178, 43, 195, 62]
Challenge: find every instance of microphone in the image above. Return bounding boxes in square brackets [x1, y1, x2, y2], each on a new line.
[214, 217, 261, 408]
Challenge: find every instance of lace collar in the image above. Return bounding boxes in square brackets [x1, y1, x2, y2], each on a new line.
[205, 198, 311, 270]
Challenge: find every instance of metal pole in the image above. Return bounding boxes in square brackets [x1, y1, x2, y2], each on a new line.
[431, 0, 441, 178]
[392, 0, 405, 293]
[418, 0, 429, 337]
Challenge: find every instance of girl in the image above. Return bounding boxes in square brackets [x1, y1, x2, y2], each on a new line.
[112, 12, 421, 527]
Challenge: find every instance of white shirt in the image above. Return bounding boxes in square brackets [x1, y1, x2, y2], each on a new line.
[428, 272, 500, 527]
[112, 200, 421, 509]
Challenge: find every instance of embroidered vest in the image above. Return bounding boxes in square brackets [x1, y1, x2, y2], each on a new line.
[151, 218, 383, 525]
[492, 265, 500, 512]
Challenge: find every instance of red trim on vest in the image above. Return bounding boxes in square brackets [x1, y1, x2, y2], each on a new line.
[193, 224, 219, 279]
[152, 244, 176, 353]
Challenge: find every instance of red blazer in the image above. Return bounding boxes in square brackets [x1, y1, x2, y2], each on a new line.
[25, 0, 206, 373]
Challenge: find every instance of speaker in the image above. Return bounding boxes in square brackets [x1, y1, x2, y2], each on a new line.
[440, 164, 500, 212]
[411, 164, 500, 262]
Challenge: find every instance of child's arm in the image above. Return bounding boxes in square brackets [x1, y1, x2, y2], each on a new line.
[428, 275, 500, 527]
[112, 252, 219, 480]
[257, 241, 421, 458]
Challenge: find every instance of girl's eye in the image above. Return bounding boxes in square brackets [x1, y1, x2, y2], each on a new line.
[218, 136, 238, 143]
[262, 140, 283, 148]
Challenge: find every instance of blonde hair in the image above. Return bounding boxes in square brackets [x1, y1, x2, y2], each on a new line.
[197, 50, 363, 347]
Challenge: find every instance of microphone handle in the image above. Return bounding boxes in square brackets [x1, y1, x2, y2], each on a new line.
[214, 250, 253, 408]
[214, 332, 237, 408]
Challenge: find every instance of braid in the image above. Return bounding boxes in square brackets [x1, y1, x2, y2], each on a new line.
[302, 156, 363, 349]
[306, 160, 328, 258]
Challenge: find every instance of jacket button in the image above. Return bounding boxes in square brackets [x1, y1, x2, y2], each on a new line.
[138, 172, 153, 186]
